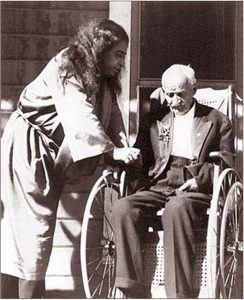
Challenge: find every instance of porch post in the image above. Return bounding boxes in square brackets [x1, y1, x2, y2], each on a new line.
[109, 2, 138, 146]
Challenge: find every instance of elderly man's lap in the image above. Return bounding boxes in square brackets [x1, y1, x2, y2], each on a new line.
[114, 189, 210, 224]
[114, 190, 165, 213]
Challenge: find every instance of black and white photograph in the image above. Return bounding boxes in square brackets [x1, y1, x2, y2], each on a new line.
[1, 1, 243, 299]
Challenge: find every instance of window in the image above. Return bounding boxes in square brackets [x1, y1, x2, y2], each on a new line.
[139, 1, 236, 81]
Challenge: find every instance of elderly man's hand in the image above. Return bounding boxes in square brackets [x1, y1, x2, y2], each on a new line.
[178, 178, 198, 192]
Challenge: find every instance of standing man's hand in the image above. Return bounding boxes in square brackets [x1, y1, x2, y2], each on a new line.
[112, 147, 141, 165]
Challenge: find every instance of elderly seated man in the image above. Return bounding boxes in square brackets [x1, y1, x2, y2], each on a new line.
[113, 64, 234, 298]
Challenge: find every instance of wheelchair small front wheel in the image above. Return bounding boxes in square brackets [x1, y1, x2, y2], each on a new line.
[80, 171, 121, 298]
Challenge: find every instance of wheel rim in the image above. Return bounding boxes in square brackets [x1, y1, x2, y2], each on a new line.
[206, 168, 241, 298]
[219, 181, 243, 298]
[81, 172, 120, 298]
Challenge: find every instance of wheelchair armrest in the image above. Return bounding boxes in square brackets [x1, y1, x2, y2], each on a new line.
[209, 151, 226, 166]
[103, 165, 124, 181]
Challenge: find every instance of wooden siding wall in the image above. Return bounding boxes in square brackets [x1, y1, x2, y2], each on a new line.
[1, 1, 109, 105]
[1, 1, 109, 298]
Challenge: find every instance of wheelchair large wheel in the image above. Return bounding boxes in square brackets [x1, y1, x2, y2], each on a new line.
[80, 170, 125, 298]
[206, 168, 241, 298]
[219, 181, 243, 298]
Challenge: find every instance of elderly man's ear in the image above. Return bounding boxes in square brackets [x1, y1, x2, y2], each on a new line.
[149, 87, 169, 119]
[150, 87, 165, 104]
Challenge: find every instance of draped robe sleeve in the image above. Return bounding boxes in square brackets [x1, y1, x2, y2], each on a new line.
[18, 49, 128, 174]
[44, 54, 117, 162]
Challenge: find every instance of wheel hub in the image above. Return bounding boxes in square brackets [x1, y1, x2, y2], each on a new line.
[103, 240, 116, 256]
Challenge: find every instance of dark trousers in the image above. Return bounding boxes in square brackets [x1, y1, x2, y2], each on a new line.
[1, 273, 45, 298]
[113, 156, 211, 298]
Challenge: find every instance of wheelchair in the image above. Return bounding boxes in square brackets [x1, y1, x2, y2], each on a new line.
[80, 86, 243, 298]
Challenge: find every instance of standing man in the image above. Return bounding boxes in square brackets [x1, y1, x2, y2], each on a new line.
[1, 19, 140, 298]
[113, 64, 234, 298]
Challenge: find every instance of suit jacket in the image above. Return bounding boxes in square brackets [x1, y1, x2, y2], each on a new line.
[147, 99, 234, 194]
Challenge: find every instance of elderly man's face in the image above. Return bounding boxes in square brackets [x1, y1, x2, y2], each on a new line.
[162, 73, 195, 115]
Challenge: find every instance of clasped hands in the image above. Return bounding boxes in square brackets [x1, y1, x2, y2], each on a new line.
[112, 147, 141, 165]
[111, 147, 198, 191]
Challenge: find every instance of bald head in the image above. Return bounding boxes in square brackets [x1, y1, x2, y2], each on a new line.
[162, 72, 190, 93]
[162, 64, 196, 90]
[161, 64, 196, 115]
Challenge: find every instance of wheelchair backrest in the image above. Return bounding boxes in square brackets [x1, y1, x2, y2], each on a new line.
[194, 85, 233, 120]
[148, 85, 233, 121]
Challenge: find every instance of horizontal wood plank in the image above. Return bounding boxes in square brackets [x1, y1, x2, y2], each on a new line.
[1, 1, 109, 11]
[1, 85, 24, 105]
[2, 61, 47, 85]
[2, 8, 108, 35]
[2, 35, 69, 60]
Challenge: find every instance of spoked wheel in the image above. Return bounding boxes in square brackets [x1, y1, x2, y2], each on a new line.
[206, 168, 241, 298]
[219, 181, 243, 298]
[80, 170, 125, 298]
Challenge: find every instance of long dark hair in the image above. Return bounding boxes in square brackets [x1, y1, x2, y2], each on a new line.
[59, 19, 129, 98]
